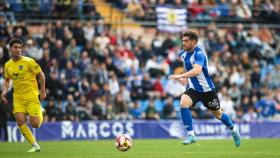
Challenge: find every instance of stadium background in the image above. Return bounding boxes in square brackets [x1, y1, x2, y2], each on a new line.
[0, 1, 280, 157]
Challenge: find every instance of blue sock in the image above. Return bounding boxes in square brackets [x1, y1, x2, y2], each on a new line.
[181, 108, 193, 131]
[220, 113, 234, 130]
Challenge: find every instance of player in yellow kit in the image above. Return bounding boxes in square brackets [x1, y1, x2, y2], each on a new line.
[1, 38, 46, 152]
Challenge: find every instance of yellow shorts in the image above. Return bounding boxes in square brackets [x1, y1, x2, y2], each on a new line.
[13, 97, 41, 116]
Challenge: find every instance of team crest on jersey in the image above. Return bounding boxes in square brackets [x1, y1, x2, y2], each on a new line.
[181, 53, 186, 60]
[19, 65, 23, 70]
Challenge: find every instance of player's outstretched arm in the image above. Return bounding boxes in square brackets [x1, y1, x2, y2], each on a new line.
[1, 78, 10, 104]
[179, 78, 188, 85]
[168, 64, 202, 80]
[37, 71, 46, 100]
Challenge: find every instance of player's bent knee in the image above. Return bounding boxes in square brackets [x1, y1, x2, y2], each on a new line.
[212, 110, 222, 119]
[30, 119, 41, 128]
[14, 112, 26, 126]
[215, 114, 222, 120]
[180, 103, 191, 108]
[30, 122, 40, 128]
[16, 120, 26, 126]
[180, 94, 193, 108]
[30, 115, 41, 128]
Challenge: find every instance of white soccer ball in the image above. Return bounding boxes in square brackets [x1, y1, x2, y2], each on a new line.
[115, 134, 133, 152]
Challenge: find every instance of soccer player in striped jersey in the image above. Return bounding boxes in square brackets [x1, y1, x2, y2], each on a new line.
[1, 38, 46, 152]
[168, 31, 241, 147]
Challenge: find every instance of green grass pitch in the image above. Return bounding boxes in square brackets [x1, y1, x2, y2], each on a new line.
[0, 139, 280, 158]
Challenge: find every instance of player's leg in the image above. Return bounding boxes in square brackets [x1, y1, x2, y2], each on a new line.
[14, 112, 40, 151]
[211, 109, 241, 147]
[26, 98, 43, 152]
[29, 98, 44, 128]
[180, 89, 198, 145]
[202, 91, 241, 147]
[13, 99, 39, 149]
[211, 109, 234, 129]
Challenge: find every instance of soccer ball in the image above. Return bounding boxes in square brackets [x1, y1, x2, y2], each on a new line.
[115, 134, 133, 152]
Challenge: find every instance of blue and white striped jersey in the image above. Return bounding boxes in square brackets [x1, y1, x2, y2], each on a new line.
[179, 46, 215, 92]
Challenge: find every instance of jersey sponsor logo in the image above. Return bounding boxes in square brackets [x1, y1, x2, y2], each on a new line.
[12, 72, 24, 80]
[13, 73, 19, 77]
[19, 65, 23, 70]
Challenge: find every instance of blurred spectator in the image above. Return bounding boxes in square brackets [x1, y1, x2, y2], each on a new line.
[61, 60, 80, 81]
[233, 0, 252, 19]
[217, 0, 230, 17]
[162, 97, 176, 119]
[141, 73, 153, 98]
[255, 91, 276, 120]
[76, 95, 92, 121]
[86, 82, 102, 102]
[270, 65, 280, 88]
[228, 83, 241, 107]
[119, 84, 131, 103]
[129, 102, 142, 119]
[106, 103, 115, 120]
[0, 40, 9, 65]
[240, 95, 251, 113]
[113, 93, 130, 120]
[46, 71, 64, 100]
[78, 77, 91, 96]
[0, 15, 10, 41]
[144, 98, 160, 120]
[153, 75, 165, 98]
[83, 21, 95, 42]
[77, 50, 91, 75]
[72, 20, 86, 46]
[65, 94, 78, 121]
[82, 0, 96, 15]
[108, 72, 120, 96]
[25, 38, 43, 60]
[50, 39, 64, 60]
[126, 0, 145, 20]
[45, 97, 64, 122]
[64, 73, 80, 101]
[96, 32, 110, 51]
[220, 94, 235, 118]
[66, 39, 80, 62]
[91, 97, 106, 120]
[165, 77, 186, 99]
[242, 106, 258, 122]
[145, 55, 165, 77]
[251, 65, 261, 89]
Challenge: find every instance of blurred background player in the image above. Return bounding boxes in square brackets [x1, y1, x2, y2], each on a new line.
[169, 31, 241, 147]
[1, 38, 46, 152]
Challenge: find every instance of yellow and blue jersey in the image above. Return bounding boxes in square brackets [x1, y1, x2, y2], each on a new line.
[4, 56, 42, 99]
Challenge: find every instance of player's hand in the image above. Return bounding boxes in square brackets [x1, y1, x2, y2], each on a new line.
[179, 78, 188, 85]
[1, 91, 8, 104]
[168, 74, 182, 80]
[40, 90, 46, 100]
